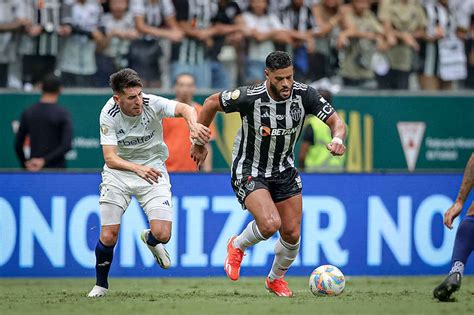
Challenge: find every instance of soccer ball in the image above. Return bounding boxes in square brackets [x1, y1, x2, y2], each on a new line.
[309, 265, 345, 296]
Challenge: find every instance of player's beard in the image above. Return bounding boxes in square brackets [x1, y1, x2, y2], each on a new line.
[270, 82, 291, 101]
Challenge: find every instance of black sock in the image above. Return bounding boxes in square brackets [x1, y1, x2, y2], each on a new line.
[450, 216, 474, 277]
[146, 231, 160, 246]
[95, 240, 114, 289]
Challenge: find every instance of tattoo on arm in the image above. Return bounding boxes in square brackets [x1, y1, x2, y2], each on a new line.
[457, 154, 474, 203]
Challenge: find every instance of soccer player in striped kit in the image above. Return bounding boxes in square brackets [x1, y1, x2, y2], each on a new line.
[191, 51, 346, 297]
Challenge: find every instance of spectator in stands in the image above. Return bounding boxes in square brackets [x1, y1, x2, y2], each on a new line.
[0, 1, 27, 87]
[59, 0, 104, 87]
[298, 89, 345, 172]
[14, 74, 73, 171]
[377, 0, 427, 89]
[129, 0, 183, 88]
[95, 0, 139, 87]
[163, 73, 214, 172]
[451, 0, 474, 89]
[17, 0, 72, 88]
[280, 0, 318, 82]
[237, 0, 297, 14]
[418, 0, 467, 90]
[170, 0, 216, 89]
[311, 0, 344, 80]
[242, 0, 292, 84]
[209, 0, 245, 89]
[337, 0, 386, 88]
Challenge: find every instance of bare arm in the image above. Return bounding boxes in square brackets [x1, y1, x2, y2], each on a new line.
[135, 15, 183, 42]
[298, 141, 310, 171]
[174, 102, 211, 145]
[201, 143, 213, 172]
[197, 93, 223, 127]
[102, 145, 162, 184]
[444, 153, 474, 229]
[325, 112, 346, 156]
[190, 93, 222, 165]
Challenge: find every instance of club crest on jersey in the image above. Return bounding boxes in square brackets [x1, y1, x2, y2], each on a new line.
[290, 102, 302, 121]
[231, 89, 241, 100]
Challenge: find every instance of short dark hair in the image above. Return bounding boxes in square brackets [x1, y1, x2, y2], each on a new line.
[265, 51, 292, 71]
[109, 68, 143, 93]
[41, 74, 61, 93]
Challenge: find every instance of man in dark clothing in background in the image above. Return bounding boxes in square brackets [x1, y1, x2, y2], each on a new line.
[14, 74, 73, 171]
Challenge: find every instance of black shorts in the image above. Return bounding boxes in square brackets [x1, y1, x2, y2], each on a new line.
[231, 168, 302, 208]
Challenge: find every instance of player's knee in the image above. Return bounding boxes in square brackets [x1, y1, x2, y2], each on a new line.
[150, 228, 171, 244]
[100, 230, 118, 246]
[258, 217, 281, 238]
[280, 230, 301, 244]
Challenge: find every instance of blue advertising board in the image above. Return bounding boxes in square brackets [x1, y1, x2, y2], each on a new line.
[0, 173, 472, 277]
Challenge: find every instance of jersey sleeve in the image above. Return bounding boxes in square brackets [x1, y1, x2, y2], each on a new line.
[130, 0, 145, 17]
[99, 109, 118, 146]
[303, 86, 335, 122]
[218, 86, 248, 114]
[162, 0, 176, 18]
[174, 0, 189, 21]
[149, 95, 177, 119]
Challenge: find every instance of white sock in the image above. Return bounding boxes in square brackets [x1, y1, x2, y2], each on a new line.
[233, 220, 266, 251]
[268, 238, 300, 280]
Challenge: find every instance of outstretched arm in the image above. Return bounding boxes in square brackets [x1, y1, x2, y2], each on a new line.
[190, 93, 223, 166]
[445, 153, 474, 229]
[324, 112, 346, 156]
[174, 102, 211, 145]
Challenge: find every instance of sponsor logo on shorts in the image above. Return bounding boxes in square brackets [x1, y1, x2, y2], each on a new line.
[162, 200, 170, 206]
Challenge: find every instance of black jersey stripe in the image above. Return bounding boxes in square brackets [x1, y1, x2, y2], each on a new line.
[271, 103, 289, 174]
[232, 115, 247, 178]
[244, 106, 257, 177]
[256, 99, 271, 177]
[107, 104, 118, 115]
[110, 107, 120, 117]
[108, 106, 120, 117]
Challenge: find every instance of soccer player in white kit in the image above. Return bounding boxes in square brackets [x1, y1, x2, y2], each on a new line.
[88, 68, 210, 298]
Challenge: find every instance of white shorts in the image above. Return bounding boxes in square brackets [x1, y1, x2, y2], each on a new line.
[99, 165, 173, 225]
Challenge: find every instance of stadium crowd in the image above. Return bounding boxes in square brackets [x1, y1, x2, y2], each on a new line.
[0, 0, 473, 90]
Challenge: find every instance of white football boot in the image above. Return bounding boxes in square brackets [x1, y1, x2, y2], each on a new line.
[140, 229, 171, 269]
[87, 285, 108, 298]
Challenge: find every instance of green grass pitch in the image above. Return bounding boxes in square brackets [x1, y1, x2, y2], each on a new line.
[1, 277, 474, 315]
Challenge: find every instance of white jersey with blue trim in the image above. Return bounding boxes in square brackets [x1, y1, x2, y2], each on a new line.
[99, 92, 177, 169]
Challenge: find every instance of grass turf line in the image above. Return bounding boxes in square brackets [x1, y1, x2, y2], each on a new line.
[1, 277, 474, 315]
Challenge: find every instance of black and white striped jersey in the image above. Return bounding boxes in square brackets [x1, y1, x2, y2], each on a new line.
[219, 81, 335, 179]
